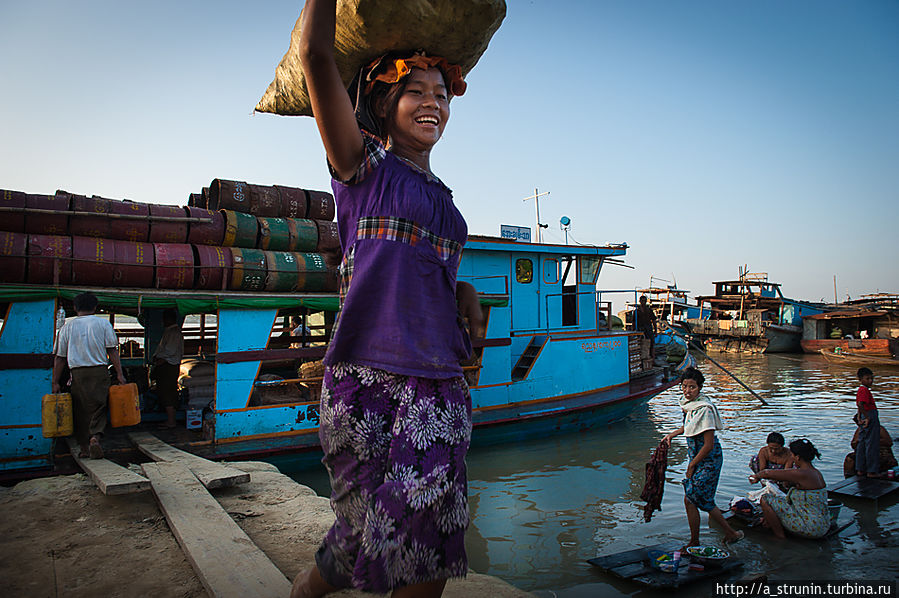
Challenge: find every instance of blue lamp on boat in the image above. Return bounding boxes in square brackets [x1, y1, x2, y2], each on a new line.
[560, 216, 571, 244]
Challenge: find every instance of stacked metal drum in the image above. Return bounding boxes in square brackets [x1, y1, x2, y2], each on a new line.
[0, 179, 339, 293]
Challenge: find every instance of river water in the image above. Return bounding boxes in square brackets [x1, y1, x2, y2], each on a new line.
[283, 352, 899, 596]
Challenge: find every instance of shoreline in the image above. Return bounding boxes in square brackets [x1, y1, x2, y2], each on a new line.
[0, 461, 531, 598]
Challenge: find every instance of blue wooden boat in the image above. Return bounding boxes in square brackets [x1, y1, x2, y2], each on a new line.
[0, 234, 677, 474]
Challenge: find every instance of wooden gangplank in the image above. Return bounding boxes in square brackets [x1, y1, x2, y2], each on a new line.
[65, 437, 150, 495]
[129, 431, 249, 489]
[828, 475, 899, 503]
[142, 461, 292, 598]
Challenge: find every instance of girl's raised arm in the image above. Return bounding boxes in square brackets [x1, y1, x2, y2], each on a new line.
[299, 0, 364, 180]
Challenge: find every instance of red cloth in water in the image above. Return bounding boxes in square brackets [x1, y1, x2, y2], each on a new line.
[640, 441, 669, 522]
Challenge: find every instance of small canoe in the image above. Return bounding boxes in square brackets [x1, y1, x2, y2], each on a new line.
[818, 349, 899, 368]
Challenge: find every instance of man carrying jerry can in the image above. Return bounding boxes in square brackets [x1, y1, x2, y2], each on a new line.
[52, 292, 126, 459]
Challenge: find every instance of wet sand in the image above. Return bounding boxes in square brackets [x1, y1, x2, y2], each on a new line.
[0, 461, 531, 598]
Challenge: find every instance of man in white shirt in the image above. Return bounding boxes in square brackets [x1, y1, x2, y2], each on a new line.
[152, 309, 183, 429]
[52, 292, 126, 459]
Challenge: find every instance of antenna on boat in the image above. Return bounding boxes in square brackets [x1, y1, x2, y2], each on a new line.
[523, 188, 550, 243]
[560, 216, 571, 245]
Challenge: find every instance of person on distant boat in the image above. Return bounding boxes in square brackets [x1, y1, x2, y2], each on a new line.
[751, 439, 830, 539]
[51, 292, 127, 459]
[291, 2, 483, 596]
[855, 367, 880, 478]
[843, 420, 897, 478]
[635, 295, 657, 359]
[662, 367, 744, 547]
[749, 432, 796, 490]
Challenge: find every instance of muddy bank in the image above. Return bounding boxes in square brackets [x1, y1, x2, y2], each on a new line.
[0, 461, 530, 598]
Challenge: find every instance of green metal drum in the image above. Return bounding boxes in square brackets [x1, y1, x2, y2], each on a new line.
[290, 218, 319, 252]
[230, 247, 267, 291]
[258, 217, 292, 251]
[223, 209, 258, 248]
[294, 252, 330, 292]
[263, 250, 300, 292]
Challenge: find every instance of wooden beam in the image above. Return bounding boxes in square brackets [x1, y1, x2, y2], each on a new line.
[65, 437, 150, 495]
[129, 432, 249, 489]
[141, 461, 292, 598]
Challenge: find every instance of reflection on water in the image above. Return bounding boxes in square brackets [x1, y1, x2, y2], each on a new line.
[465, 353, 899, 595]
[283, 353, 899, 595]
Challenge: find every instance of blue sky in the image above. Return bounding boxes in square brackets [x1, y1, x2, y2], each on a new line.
[1, 1, 896, 306]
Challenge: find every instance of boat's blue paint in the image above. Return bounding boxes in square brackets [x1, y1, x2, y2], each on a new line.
[0, 299, 56, 471]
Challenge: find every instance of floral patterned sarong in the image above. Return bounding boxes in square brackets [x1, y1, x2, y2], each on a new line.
[314, 362, 471, 592]
[765, 487, 830, 538]
[683, 435, 724, 512]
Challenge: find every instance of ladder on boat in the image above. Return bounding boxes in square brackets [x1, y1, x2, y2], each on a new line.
[512, 335, 548, 381]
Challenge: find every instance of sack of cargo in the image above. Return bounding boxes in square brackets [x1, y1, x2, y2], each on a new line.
[179, 359, 214, 378]
[256, 0, 506, 116]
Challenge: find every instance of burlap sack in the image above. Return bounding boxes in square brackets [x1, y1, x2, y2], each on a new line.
[256, 0, 506, 117]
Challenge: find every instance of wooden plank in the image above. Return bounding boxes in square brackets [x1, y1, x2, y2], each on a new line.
[129, 432, 249, 489]
[828, 475, 899, 500]
[587, 542, 743, 589]
[65, 437, 150, 495]
[142, 461, 291, 598]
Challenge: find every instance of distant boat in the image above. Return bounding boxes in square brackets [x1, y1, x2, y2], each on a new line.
[683, 270, 829, 353]
[818, 348, 899, 368]
[801, 298, 899, 357]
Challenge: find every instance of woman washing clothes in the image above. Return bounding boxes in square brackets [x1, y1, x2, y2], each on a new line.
[662, 367, 744, 547]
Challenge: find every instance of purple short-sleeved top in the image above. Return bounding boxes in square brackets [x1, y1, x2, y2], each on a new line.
[322, 132, 471, 378]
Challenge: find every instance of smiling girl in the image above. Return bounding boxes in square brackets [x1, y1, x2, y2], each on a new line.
[662, 367, 743, 547]
[291, 1, 482, 597]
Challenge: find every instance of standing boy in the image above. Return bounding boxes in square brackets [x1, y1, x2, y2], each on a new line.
[52, 292, 126, 459]
[152, 309, 183, 429]
[854, 367, 879, 478]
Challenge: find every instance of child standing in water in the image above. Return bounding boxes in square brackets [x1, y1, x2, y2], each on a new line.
[855, 367, 880, 478]
[662, 367, 743, 547]
[291, 1, 483, 597]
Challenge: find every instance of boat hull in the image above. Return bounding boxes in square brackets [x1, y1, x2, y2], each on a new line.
[818, 349, 899, 368]
[801, 339, 892, 357]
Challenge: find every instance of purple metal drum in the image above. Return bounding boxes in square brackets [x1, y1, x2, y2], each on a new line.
[187, 207, 225, 246]
[113, 240, 154, 287]
[69, 195, 111, 238]
[208, 179, 250, 213]
[194, 245, 232, 290]
[1, 189, 26, 233]
[247, 184, 281, 217]
[148, 204, 188, 244]
[154, 243, 194, 289]
[0, 231, 27, 283]
[25, 193, 70, 235]
[275, 185, 307, 219]
[305, 190, 335, 221]
[108, 199, 150, 242]
[71, 236, 116, 286]
[27, 234, 72, 285]
[316, 220, 340, 251]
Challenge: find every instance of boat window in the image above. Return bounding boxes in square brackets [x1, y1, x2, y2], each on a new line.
[578, 256, 601, 285]
[515, 259, 533, 284]
[543, 259, 559, 284]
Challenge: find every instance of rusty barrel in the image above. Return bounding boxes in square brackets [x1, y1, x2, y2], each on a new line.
[71, 236, 116, 286]
[305, 190, 335, 221]
[202, 187, 210, 209]
[24, 193, 70, 236]
[188, 192, 204, 208]
[0, 232, 27, 283]
[248, 184, 281, 217]
[27, 234, 72, 285]
[229, 247, 267, 291]
[194, 245, 232, 290]
[187, 207, 225, 246]
[291, 218, 319, 252]
[263, 250, 300, 292]
[149, 204, 188, 244]
[108, 199, 150, 242]
[154, 243, 194, 289]
[1, 189, 26, 233]
[69, 195, 111, 238]
[275, 185, 307, 219]
[209, 179, 250, 213]
[294, 252, 332, 292]
[258, 217, 293, 251]
[113, 240, 154, 287]
[222, 209, 258, 248]
[316, 221, 340, 251]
